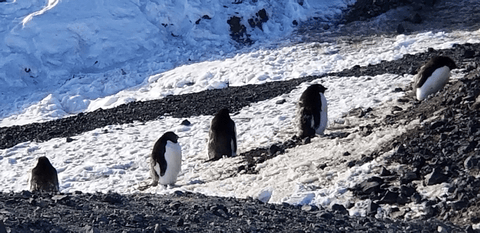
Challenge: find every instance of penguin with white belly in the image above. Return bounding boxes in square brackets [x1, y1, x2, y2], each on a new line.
[150, 131, 182, 186]
[296, 84, 328, 138]
[414, 56, 457, 101]
[29, 156, 59, 192]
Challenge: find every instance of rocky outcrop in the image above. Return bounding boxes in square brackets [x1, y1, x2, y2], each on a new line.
[354, 65, 480, 228]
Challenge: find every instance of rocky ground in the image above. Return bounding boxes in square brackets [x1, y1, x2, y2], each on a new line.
[2, 0, 480, 232]
[0, 190, 465, 233]
[348, 63, 480, 229]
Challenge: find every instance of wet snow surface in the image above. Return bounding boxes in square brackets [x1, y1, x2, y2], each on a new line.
[2, 0, 480, 232]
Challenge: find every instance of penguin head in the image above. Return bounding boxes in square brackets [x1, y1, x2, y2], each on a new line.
[309, 84, 327, 94]
[433, 56, 457, 70]
[36, 156, 53, 169]
[215, 108, 231, 118]
[161, 131, 179, 143]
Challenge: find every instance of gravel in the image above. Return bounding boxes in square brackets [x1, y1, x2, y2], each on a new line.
[0, 191, 463, 233]
[355, 64, 480, 229]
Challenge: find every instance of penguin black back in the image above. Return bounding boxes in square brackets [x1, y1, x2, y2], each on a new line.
[297, 84, 327, 138]
[416, 56, 457, 88]
[30, 156, 59, 192]
[208, 108, 237, 160]
[151, 131, 179, 177]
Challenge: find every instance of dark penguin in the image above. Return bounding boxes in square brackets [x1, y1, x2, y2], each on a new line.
[29, 156, 59, 192]
[150, 131, 182, 186]
[296, 84, 328, 138]
[207, 108, 237, 161]
[414, 56, 457, 101]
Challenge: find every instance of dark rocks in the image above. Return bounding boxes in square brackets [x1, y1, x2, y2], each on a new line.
[318, 211, 333, 219]
[450, 198, 469, 211]
[425, 168, 448, 185]
[268, 144, 283, 156]
[464, 155, 480, 170]
[0, 190, 463, 232]
[464, 49, 476, 58]
[400, 170, 419, 184]
[180, 119, 191, 126]
[331, 204, 348, 215]
[226, 8, 268, 44]
[227, 16, 251, 45]
[399, 184, 416, 199]
[351, 177, 384, 199]
[103, 193, 123, 205]
[396, 24, 405, 34]
[348, 107, 367, 118]
[367, 200, 379, 216]
[195, 15, 212, 24]
[409, 13, 423, 24]
[248, 9, 268, 31]
[366, 59, 480, 227]
[378, 191, 399, 204]
[393, 87, 403, 92]
[0, 221, 6, 233]
[84, 225, 100, 233]
[380, 167, 392, 176]
[392, 106, 403, 112]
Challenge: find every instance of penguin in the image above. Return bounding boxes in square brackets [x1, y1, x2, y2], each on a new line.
[207, 108, 237, 161]
[414, 56, 457, 101]
[296, 84, 328, 138]
[150, 131, 182, 186]
[29, 156, 59, 192]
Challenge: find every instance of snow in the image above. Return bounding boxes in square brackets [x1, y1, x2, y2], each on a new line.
[0, 0, 479, 220]
[0, 0, 353, 125]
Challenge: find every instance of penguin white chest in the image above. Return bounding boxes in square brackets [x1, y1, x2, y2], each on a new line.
[315, 93, 328, 135]
[416, 66, 451, 101]
[158, 141, 182, 185]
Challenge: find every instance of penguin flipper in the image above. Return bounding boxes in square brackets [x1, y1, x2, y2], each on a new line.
[231, 123, 237, 156]
[151, 140, 168, 177]
[53, 173, 59, 192]
[300, 114, 315, 137]
[313, 109, 321, 129]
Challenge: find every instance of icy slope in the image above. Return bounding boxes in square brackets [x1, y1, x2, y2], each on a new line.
[0, 0, 353, 124]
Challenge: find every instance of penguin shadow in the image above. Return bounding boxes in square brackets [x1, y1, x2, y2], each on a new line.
[322, 131, 350, 140]
[137, 181, 180, 192]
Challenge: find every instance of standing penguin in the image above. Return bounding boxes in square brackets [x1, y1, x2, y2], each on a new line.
[207, 108, 237, 161]
[296, 84, 328, 138]
[150, 131, 182, 186]
[29, 156, 59, 192]
[414, 56, 457, 101]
